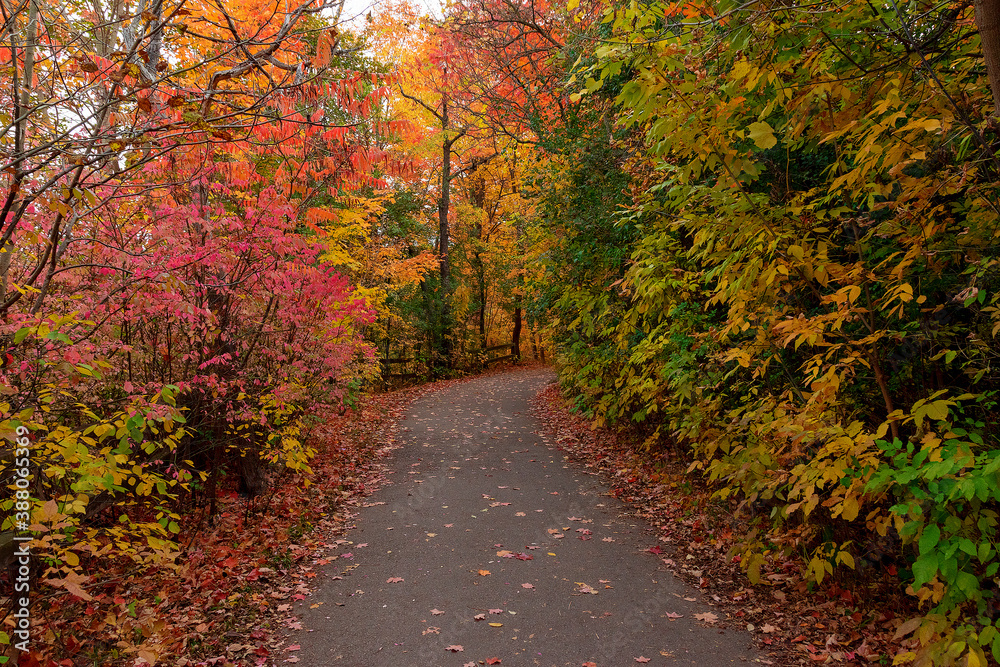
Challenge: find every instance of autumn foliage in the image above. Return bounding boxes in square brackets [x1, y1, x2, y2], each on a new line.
[5, 0, 1000, 664]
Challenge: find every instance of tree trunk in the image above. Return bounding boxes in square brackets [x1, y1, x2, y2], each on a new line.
[437, 94, 454, 371]
[237, 452, 269, 498]
[978, 0, 1000, 115]
[512, 307, 522, 361]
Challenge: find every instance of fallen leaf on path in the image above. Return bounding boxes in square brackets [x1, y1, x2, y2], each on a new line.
[445, 645, 464, 652]
[478, 569, 491, 576]
[386, 577, 404, 583]
[489, 608, 503, 614]
[497, 550, 513, 558]
[444, 523, 454, 527]
[635, 658, 650, 663]
[515, 512, 526, 517]
[474, 614, 486, 621]
[430, 608, 445, 615]
[575, 583, 598, 595]
[583, 663, 597, 667]
[647, 546, 663, 554]
[665, 612, 682, 619]
[694, 612, 718, 624]
[422, 627, 440, 635]
[521, 583, 534, 589]
[286, 645, 300, 651]
[486, 659, 502, 665]
[602, 537, 615, 542]
[489, 622, 503, 627]
[761, 624, 779, 633]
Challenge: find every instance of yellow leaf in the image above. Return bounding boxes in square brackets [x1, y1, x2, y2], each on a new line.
[747, 121, 777, 149]
[841, 496, 859, 522]
[488, 622, 503, 627]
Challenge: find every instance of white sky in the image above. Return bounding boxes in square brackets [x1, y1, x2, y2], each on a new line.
[338, 0, 443, 25]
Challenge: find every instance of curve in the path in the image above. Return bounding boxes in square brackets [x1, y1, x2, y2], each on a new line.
[294, 367, 758, 666]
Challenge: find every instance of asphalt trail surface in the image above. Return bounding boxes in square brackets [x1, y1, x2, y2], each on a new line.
[296, 367, 758, 666]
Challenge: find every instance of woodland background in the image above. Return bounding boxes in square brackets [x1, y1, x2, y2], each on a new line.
[1, 0, 1000, 664]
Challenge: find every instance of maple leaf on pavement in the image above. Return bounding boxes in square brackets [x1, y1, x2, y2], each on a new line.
[694, 611, 719, 624]
[430, 608, 445, 615]
[386, 577, 404, 583]
[635, 657, 651, 663]
[445, 645, 464, 652]
[486, 659, 502, 665]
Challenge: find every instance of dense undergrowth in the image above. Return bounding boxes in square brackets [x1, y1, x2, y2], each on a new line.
[1, 384, 416, 666]
[529, 2, 1000, 664]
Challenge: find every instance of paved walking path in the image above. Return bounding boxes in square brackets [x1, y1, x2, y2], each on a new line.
[295, 367, 758, 666]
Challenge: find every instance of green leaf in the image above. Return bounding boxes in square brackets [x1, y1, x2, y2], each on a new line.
[919, 524, 940, 552]
[955, 570, 980, 597]
[13, 327, 31, 345]
[959, 538, 978, 557]
[45, 331, 72, 344]
[912, 552, 939, 588]
[747, 121, 777, 149]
